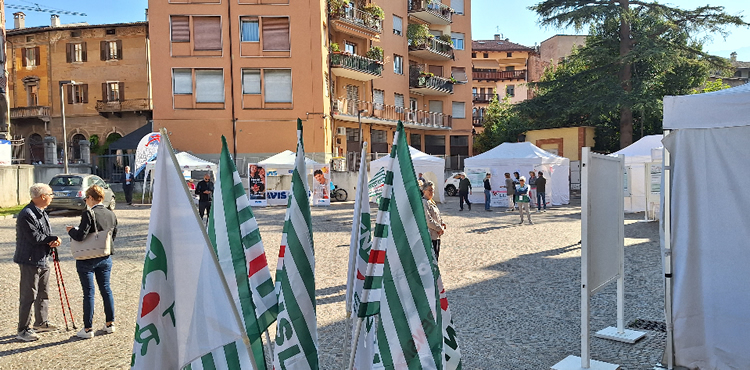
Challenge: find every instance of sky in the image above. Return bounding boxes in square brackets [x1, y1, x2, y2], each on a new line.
[6, 0, 750, 60]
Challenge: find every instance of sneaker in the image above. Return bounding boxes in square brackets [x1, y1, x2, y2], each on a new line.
[33, 322, 59, 333]
[528, 220, 534, 225]
[518, 220, 524, 224]
[468, 204, 471, 210]
[102, 323, 116, 334]
[16, 328, 39, 342]
[76, 328, 94, 339]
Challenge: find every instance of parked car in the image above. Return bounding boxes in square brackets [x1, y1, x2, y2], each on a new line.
[443, 172, 462, 196]
[48, 174, 116, 211]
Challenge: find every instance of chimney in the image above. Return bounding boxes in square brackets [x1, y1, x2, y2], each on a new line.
[730, 52, 737, 62]
[14, 12, 25, 29]
[51, 14, 61, 27]
[494, 34, 503, 41]
[145, 8, 149, 21]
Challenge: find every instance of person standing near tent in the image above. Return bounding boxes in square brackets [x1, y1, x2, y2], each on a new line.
[421, 181, 445, 261]
[195, 174, 214, 221]
[536, 171, 547, 212]
[528, 171, 537, 208]
[458, 173, 472, 211]
[516, 176, 532, 224]
[483, 173, 492, 211]
[121, 166, 134, 205]
[504, 173, 516, 211]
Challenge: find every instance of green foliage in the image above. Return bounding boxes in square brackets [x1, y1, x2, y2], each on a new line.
[329, 0, 350, 16]
[330, 42, 340, 52]
[362, 4, 384, 19]
[692, 79, 731, 94]
[365, 46, 384, 62]
[438, 34, 453, 45]
[407, 24, 431, 46]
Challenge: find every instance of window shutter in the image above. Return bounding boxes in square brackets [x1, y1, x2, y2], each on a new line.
[116, 40, 123, 59]
[170, 16, 190, 42]
[193, 17, 222, 51]
[451, 102, 465, 118]
[82, 42, 87, 61]
[119, 82, 125, 101]
[22, 49, 27, 67]
[264, 69, 292, 103]
[102, 83, 108, 102]
[242, 69, 261, 94]
[34, 47, 40, 66]
[100, 41, 107, 60]
[66, 43, 72, 63]
[66, 85, 73, 104]
[173, 69, 193, 94]
[262, 17, 290, 51]
[451, 0, 464, 14]
[82, 84, 89, 103]
[195, 70, 224, 103]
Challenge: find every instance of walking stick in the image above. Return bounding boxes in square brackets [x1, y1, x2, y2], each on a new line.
[52, 250, 70, 331]
[53, 249, 77, 330]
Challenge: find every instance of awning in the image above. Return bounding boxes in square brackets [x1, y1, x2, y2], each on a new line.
[473, 60, 499, 69]
[108, 122, 152, 151]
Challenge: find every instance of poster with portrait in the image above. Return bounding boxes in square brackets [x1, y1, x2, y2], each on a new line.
[247, 163, 267, 206]
[311, 164, 331, 206]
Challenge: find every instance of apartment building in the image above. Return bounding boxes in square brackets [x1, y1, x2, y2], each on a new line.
[7, 13, 151, 164]
[471, 35, 535, 128]
[149, 0, 473, 168]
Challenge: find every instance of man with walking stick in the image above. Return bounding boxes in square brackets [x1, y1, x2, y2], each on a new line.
[14, 183, 62, 341]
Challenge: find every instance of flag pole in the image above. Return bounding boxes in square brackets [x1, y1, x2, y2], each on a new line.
[348, 130, 400, 370]
[264, 330, 273, 369]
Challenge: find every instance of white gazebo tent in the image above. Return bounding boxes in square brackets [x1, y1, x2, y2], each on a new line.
[464, 142, 570, 205]
[369, 146, 446, 203]
[142, 152, 217, 202]
[660, 83, 750, 369]
[612, 134, 663, 213]
[258, 150, 321, 175]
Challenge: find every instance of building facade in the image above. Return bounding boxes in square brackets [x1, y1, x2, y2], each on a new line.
[149, 0, 473, 169]
[7, 14, 152, 164]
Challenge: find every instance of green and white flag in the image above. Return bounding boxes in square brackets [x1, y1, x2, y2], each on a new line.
[206, 136, 278, 370]
[375, 122, 463, 369]
[273, 119, 319, 369]
[131, 130, 250, 369]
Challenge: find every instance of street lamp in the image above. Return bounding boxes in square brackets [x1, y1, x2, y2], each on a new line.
[59, 80, 76, 174]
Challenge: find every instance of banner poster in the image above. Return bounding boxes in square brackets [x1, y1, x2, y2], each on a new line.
[0, 139, 11, 166]
[648, 162, 662, 195]
[247, 163, 268, 207]
[490, 189, 507, 207]
[312, 164, 331, 206]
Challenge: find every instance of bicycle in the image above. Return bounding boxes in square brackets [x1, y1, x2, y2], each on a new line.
[331, 185, 348, 202]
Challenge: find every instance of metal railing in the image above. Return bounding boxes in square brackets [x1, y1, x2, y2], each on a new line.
[408, 0, 453, 23]
[330, 53, 383, 76]
[472, 69, 527, 81]
[473, 93, 500, 103]
[472, 116, 484, 126]
[10, 106, 50, 119]
[329, 4, 383, 34]
[409, 37, 453, 59]
[95, 98, 152, 113]
[409, 67, 454, 94]
[334, 98, 452, 129]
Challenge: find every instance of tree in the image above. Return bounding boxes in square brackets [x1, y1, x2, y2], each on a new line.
[531, 0, 748, 149]
[474, 94, 529, 153]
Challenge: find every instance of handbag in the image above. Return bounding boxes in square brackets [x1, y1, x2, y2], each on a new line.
[70, 209, 112, 260]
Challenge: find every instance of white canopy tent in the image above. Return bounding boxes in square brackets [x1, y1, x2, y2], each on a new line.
[661, 83, 750, 369]
[369, 146, 446, 203]
[464, 142, 570, 205]
[142, 152, 217, 202]
[258, 150, 321, 175]
[612, 134, 663, 213]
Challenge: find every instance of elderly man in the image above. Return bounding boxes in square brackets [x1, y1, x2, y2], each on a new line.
[121, 166, 134, 205]
[14, 183, 62, 341]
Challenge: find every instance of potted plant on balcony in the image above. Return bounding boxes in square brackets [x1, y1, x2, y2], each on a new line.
[329, 0, 350, 17]
[365, 46, 384, 63]
[362, 4, 384, 19]
[330, 42, 341, 52]
[438, 34, 453, 45]
[407, 24, 431, 48]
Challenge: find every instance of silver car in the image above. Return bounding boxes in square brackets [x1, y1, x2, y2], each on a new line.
[48, 174, 116, 211]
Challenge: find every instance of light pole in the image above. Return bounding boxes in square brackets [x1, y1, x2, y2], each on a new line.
[59, 80, 76, 174]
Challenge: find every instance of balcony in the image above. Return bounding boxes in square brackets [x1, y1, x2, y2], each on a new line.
[472, 116, 484, 127]
[473, 69, 527, 81]
[408, 37, 453, 61]
[408, 0, 453, 25]
[330, 53, 383, 81]
[333, 98, 452, 129]
[96, 98, 151, 114]
[472, 93, 500, 103]
[10, 106, 50, 120]
[329, 4, 383, 40]
[409, 67, 453, 96]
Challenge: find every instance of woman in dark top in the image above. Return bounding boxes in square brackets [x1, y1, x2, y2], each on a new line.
[66, 185, 118, 339]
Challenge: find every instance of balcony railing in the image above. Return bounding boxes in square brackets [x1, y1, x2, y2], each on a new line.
[334, 98, 452, 129]
[329, 4, 383, 35]
[409, 37, 453, 60]
[472, 69, 527, 81]
[473, 93, 500, 103]
[330, 53, 383, 79]
[409, 67, 454, 95]
[10, 106, 50, 119]
[95, 98, 151, 113]
[408, 0, 453, 24]
[472, 116, 484, 127]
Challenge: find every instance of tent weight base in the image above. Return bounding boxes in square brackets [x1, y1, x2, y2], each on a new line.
[594, 326, 646, 344]
[552, 355, 620, 370]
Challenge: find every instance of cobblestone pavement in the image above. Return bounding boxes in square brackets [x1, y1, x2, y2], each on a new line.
[0, 198, 665, 369]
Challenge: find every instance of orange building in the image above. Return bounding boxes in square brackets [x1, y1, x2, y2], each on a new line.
[148, 0, 473, 168]
[7, 14, 151, 164]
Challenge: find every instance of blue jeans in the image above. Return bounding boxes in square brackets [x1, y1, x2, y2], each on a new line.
[537, 191, 546, 210]
[484, 189, 491, 210]
[76, 256, 115, 329]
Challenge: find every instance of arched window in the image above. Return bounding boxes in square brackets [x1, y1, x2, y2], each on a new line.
[72, 133, 87, 161]
[28, 133, 44, 164]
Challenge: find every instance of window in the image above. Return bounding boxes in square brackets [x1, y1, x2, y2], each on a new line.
[452, 101, 465, 118]
[373, 89, 384, 110]
[371, 129, 388, 153]
[451, 33, 464, 50]
[242, 69, 261, 94]
[471, 52, 476, 58]
[394, 93, 404, 110]
[410, 133, 421, 148]
[345, 41, 356, 55]
[450, 135, 469, 156]
[264, 69, 292, 103]
[429, 100, 443, 113]
[483, 53, 489, 58]
[506, 66, 515, 71]
[66, 42, 87, 63]
[106, 29, 116, 35]
[173, 69, 193, 95]
[393, 54, 403, 74]
[22, 47, 39, 67]
[66, 84, 88, 104]
[506, 84, 515, 97]
[70, 31, 81, 38]
[100, 40, 122, 60]
[424, 135, 445, 155]
[507, 52, 512, 57]
[171, 16, 190, 42]
[451, 0, 464, 14]
[103, 82, 124, 102]
[393, 15, 402, 36]
[194, 17, 222, 51]
[26, 36, 34, 42]
[195, 70, 225, 103]
[241, 17, 260, 42]
[262, 17, 290, 51]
